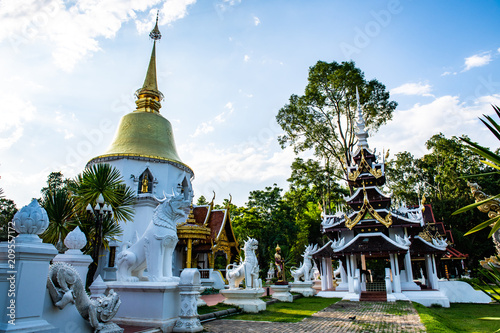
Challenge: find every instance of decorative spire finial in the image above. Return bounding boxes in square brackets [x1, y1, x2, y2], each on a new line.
[134, 10, 164, 113]
[149, 10, 162, 41]
[355, 86, 369, 149]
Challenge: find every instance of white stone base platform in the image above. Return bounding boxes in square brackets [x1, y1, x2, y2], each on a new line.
[402, 290, 450, 307]
[438, 280, 491, 304]
[220, 288, 266, 313]
[271, 284, 293, 302]
[289, 281, 315, 297]
[106, 281, 180, 332]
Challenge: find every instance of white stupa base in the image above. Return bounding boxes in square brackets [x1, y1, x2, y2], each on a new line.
[220, 288, 266, 313]
[289, 281, 315, 297]
[106, 281, 180, 332]
[271, 284, 293, 302]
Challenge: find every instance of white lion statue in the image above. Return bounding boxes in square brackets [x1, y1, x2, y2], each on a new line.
[116, 191, 190, 282]
[226, 238, 261, 289]
[291, 244, 318, 283]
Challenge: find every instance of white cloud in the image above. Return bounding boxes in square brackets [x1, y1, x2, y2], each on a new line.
[0, 95, 36, 149]
[441, 71, 457, 77]
[253, 16, 260, 26]
[497, 47, 500, 54]
[244, 54, 250, 62]
[184, 141, 297, 198]
[0, 0, 197, 72]
[192, 122, 215, 137]
[463, 52, 492, 72]
[192, 102, 235, 137]
[391, 82, 433, 96]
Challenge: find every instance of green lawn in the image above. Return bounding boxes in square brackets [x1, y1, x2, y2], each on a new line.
[414, 303, 500, 332]
[227, 297, 340, 323]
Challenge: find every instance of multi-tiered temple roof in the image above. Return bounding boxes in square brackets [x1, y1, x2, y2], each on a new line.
[315, 88, 446, 259]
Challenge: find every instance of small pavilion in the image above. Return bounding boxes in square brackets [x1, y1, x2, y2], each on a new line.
[313, 90, 449, 303]
[176, 198, 239, 283]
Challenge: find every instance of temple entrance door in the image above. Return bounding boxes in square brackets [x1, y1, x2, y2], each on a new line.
[364, 257, 389, 292]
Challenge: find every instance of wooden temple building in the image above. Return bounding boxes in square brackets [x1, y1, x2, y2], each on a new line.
[176, 199, 239, 284]
[313, 90, 453, 304]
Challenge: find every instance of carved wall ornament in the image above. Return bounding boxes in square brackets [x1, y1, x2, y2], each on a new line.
[348, 151, 383, 181]
[64, 226, 87, 251]
[13, 199, 49, 236]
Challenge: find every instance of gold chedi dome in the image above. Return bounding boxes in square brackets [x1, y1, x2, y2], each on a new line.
[88, 13, 192, 173]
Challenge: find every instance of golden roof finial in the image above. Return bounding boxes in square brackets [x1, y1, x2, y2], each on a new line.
[135, 10, 164, 113]
[149, 11, 161, 41]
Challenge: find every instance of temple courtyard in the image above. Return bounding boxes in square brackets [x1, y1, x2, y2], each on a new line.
[202, 300, 425, 333]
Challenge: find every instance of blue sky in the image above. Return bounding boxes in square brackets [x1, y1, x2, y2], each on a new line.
[1, 0, 500, 207]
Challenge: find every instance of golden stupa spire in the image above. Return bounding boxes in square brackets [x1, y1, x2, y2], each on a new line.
[135, 11, 164, 113]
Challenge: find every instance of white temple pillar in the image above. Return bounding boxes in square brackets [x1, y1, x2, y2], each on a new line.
[389, 254, 396, 291]
[353, 268, 360, 294]
[401, 251, 421, 290]
[425, 254, 436, 289]
[404, 251, 414, 282]
[320, 258, 327, 291]
[325, 257, 333, 290]
[393, 253, 402, 293]
[346, 255, 354, 293]
[385, 267, 392, 294]
[431, 254, 439, 289]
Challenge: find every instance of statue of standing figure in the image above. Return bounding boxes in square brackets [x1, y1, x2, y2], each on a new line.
[274, 244, 286, 283]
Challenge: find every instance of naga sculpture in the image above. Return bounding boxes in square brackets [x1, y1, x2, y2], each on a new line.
[117, 191, 190, 282]
[290, 244, 318, 283]
[47, 262, 122, 333]
[226, 238, 261, 289]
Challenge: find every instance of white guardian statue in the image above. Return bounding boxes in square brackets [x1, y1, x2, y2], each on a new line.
[226, 238, 261, 289]
[291, 244, 318, 283]
[116, 191, 190, 282]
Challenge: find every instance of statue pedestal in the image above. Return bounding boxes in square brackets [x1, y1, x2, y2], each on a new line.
[271, 284, 293, 302]
[106, 281, 180, 332]
[0, 240, 58, 333]
[290, 281, 315, 297]
[220, 288, 266, 313]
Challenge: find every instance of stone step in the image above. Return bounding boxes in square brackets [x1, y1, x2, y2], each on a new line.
[360, 291, 387, 302]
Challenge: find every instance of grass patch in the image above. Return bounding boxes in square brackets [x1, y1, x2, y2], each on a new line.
[198, 303, 235, 315]
[414, 302, 500, 332]
[228, 297, 340, 323]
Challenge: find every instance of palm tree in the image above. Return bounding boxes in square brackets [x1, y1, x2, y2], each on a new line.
[453, 105, 500, 237]
[40, 188, 76, 250]
[72, 163, 135, 287]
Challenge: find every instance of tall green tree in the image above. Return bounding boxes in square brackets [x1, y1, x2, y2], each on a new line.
[276, 60, 397, 183]
[386, 134, 497, 271]
[232, 184, 297, 276]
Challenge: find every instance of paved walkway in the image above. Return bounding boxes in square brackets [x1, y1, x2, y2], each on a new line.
[203, 300, 426, 333]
